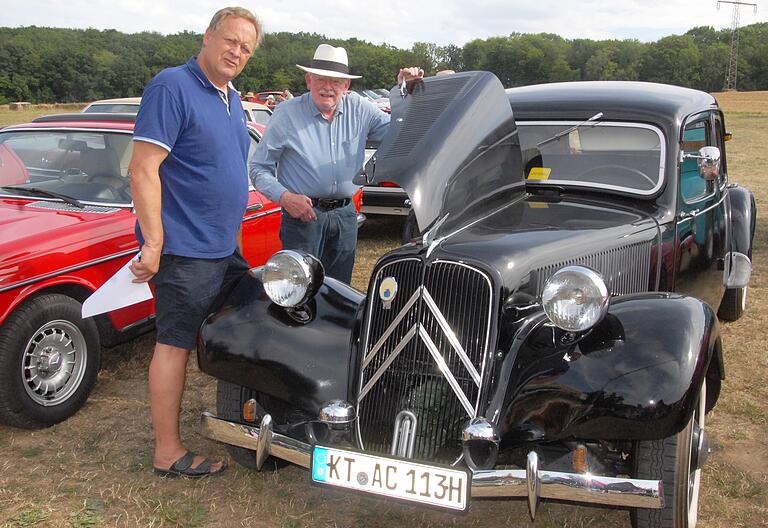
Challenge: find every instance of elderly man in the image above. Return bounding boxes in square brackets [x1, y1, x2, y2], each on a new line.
[250, 44, 422, 283]
[128, 6, 261, 478]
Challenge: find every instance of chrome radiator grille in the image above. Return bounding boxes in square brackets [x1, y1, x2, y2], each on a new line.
[534, 241, 653, 296]
[357, 259, 493, 463]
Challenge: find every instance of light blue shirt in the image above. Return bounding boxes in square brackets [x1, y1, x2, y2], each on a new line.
[249, 92, 390, 202]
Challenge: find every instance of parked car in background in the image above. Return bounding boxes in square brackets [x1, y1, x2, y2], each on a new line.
[241, 101, 272, 127]
[248, 91, 285, 105]
[359, 141, 412, 221]
[196, 72, 755, 528]
[0, 112, 363, 429]
[352, 89, 390, 113]
[81, 97, 141, 114]
[83, 97, 269, 131]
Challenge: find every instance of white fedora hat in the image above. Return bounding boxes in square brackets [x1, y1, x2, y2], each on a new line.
[297, 44, 361, 79]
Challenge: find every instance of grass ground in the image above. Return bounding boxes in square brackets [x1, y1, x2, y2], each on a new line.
[0, 93, 766, 527]
[0, 104, 85, 128]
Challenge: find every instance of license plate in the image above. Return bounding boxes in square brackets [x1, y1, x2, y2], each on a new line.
[311, 445, 470, 512]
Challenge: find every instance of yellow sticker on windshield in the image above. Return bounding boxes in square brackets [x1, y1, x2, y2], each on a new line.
[528, 167, 551, 180]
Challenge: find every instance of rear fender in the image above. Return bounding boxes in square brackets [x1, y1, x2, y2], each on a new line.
[197, 269, 364, 417]
[489, 294, 720, 443]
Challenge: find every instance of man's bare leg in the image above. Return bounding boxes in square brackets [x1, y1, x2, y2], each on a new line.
[149, 342, 224, 472]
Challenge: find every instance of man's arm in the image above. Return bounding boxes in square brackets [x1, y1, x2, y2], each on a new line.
[129, 140, 168, 282]
[249, 115, 316, 222]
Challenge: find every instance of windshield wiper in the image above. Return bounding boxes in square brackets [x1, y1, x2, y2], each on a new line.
[1, 185, 85, 208]
[536, 112, 603, 148]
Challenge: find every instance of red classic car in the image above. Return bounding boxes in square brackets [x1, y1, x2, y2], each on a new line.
[0, 112, 361, 429]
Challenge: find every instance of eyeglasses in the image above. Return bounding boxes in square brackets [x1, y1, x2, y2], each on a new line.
[310, 75, 347, 88]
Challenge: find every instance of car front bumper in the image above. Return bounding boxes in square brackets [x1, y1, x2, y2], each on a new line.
[201, 412, 663, 517]
[360, 186, 411, 216]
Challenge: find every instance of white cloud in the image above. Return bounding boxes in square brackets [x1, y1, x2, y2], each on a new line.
[2, 0, 765, 49]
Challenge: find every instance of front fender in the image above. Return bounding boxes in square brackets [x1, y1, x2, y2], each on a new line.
[490, 293, 719, 444]
[197, 269, 364, 417]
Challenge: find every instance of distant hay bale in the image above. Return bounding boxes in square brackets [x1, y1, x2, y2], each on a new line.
[9, 102, 31, 111]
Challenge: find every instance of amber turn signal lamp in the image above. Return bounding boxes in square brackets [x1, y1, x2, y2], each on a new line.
[243, 399, 258, 423]
[572, 444, 588, 473]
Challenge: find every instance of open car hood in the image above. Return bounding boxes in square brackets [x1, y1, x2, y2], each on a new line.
[360, 71, 524, 235]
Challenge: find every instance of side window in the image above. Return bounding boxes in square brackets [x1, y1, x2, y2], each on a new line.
[680, 113, 712, 202]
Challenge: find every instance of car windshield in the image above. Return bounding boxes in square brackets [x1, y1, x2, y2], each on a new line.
[517, 121, 665, 195]
[0, 129, 134, 205]
[83, 104, 140, 114]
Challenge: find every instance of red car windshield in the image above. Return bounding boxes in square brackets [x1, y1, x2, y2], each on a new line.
[0, 130, 135, 205]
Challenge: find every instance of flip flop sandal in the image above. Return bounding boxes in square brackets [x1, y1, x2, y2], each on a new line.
[153, 451, 227, 479]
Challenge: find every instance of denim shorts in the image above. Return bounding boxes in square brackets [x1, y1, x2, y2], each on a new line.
[151, 251, 250, 350]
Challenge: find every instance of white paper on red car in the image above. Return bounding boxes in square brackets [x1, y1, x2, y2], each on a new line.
[81, 254, 152, 317]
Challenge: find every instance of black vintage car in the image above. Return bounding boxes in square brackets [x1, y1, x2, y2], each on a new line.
[197, 73, 756, 528]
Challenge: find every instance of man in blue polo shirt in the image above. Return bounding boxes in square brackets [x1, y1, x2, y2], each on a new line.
[250, 44, 423, 283]
[128, 6, 261, 479]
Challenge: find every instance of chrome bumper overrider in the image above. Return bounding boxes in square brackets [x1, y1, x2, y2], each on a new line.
[201, 412, 663, 517]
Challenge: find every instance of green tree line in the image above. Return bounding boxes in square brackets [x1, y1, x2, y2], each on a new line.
[2, 23, 768, 104]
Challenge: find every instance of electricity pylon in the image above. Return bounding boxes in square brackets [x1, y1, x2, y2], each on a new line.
[718, 0, 758, 91]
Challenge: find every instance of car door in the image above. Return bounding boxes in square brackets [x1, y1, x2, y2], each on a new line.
[674, 110, 728, 308]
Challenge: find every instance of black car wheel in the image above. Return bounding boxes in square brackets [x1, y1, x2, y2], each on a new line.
[717, 285, 747, 322]
[631, 380, 707, 528]
[0, 294, 100, 429]
[401, 210, 421, 244]
[216, 380, 288, 471]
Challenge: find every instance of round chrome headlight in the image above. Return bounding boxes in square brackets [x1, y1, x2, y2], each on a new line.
[541, 266, 609, 332]
[262, 250, 323, 307]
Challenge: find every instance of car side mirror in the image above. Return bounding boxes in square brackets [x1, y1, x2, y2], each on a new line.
[683, 146, 720, 181]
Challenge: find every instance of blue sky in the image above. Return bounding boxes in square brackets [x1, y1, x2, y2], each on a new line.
[3, 0, 765, 49]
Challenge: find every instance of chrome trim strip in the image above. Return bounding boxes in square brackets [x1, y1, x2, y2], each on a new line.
[243, 208, 279, 222]
[361, 186, 409, 195]
[362, 287, 422, 369]
[421, 287, 481, 387]
[518, 121, 666, 197]
[0, 248, 138, 293]
[359, 324, 419, 400]
[419, 325, 475, 417]
[4, 127, 134, 135]
[675, 192, 726, 223]
[201, 412, 663, 512]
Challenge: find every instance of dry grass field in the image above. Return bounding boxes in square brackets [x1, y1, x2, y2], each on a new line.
[0, 93, 766, 527]
[0, 104, 85, 128]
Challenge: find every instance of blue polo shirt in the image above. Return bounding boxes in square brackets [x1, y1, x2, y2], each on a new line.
[249, 92, 390, 202]
[133, 56, 250, 258]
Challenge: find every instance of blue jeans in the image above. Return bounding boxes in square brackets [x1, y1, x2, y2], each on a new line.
[279, 202, 358, 283]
